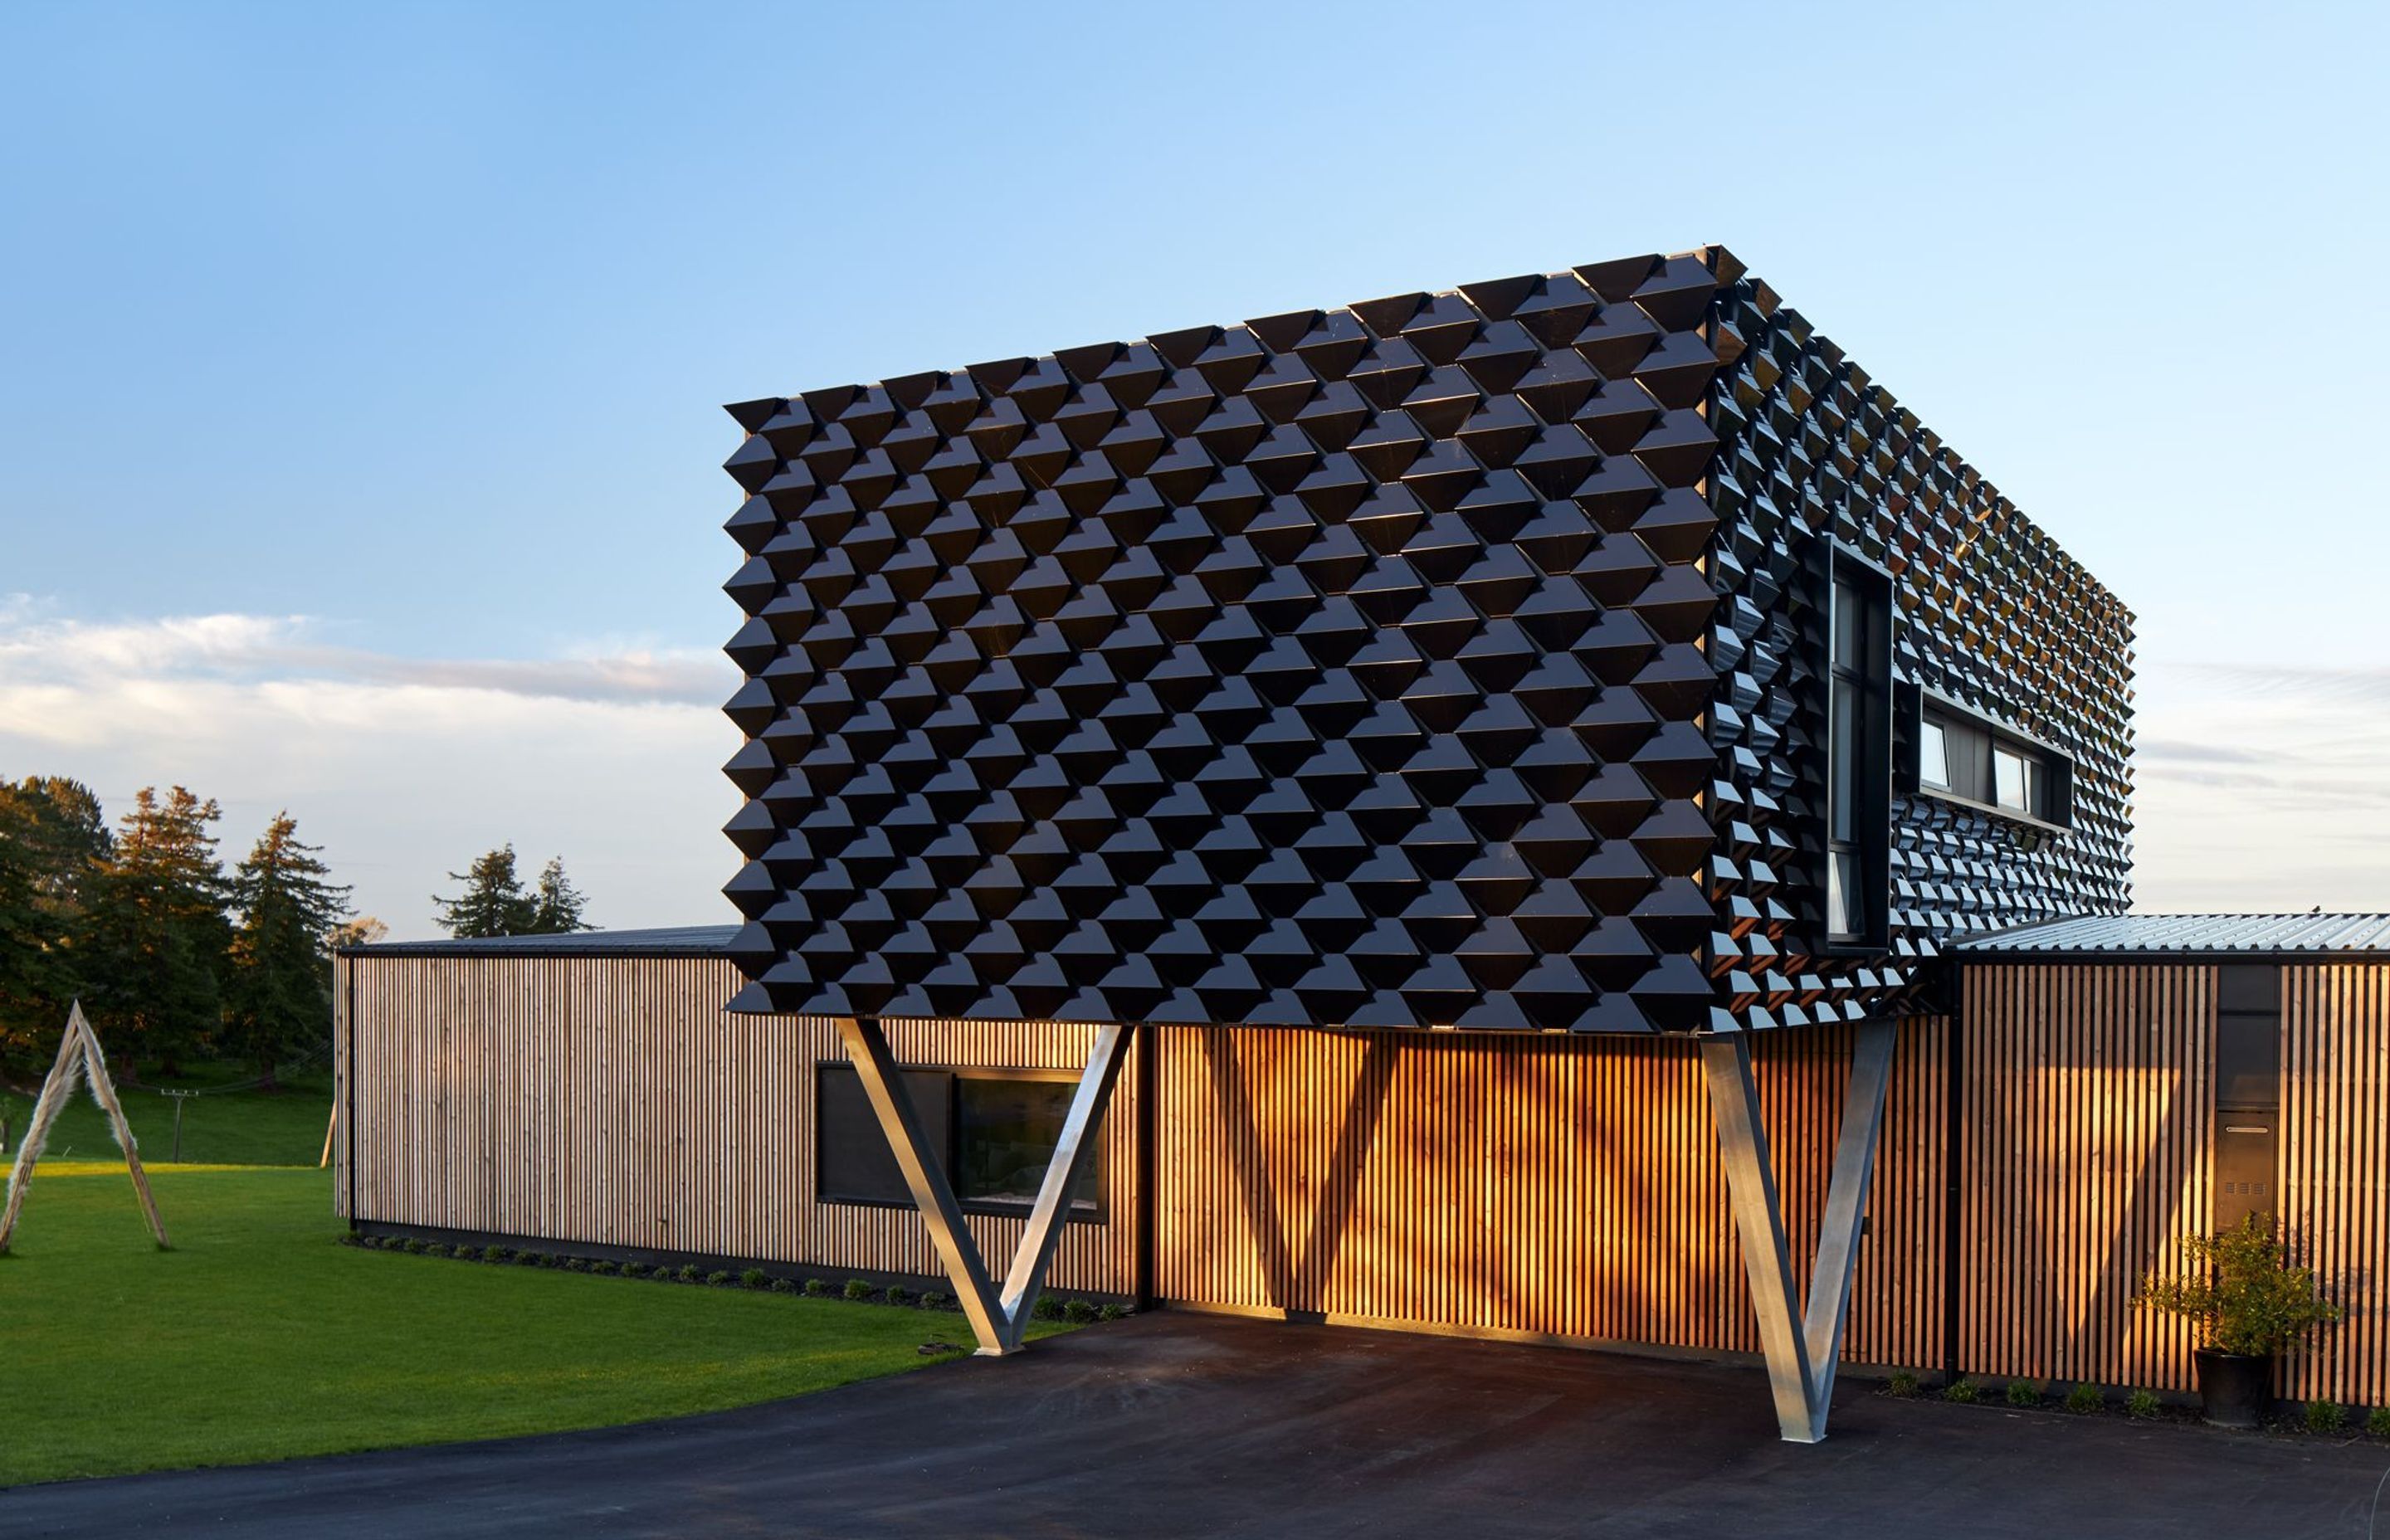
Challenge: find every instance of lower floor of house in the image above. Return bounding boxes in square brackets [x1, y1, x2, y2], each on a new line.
[332, 946, 2390, 1409]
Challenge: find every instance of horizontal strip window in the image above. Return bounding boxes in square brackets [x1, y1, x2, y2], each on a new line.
[1912, 696, 2072, 829]
[817, 1063, 1102, 1221]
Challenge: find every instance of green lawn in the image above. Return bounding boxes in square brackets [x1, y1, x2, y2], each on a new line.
[0, 1163, 996, 1488]
[1, 1068, 334, 1167]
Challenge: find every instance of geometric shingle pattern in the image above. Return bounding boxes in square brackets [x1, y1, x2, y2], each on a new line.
[717, 246, 2133, 1034]
[1702, 271, 2134, 1030]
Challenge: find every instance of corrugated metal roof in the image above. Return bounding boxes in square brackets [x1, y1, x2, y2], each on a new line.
[343, 924, 739, 958]
[1955, 914, 2390, 958]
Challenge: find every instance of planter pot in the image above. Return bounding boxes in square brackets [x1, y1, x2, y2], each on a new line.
[2194, 1348, 2274, 1428]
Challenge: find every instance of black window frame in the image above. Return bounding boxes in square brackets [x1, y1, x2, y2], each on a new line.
[1903, 689, 2074, 832]
[1824, 544, 1894, 954]
[813, 1060, 1105, 1224]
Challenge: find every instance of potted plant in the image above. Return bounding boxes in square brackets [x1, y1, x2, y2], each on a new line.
[2139, 1213, 2339, 1428]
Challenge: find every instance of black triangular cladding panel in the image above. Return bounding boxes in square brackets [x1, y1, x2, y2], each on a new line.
[719, 250, 1749, 1034]
[1701, 272, 2134, 1032]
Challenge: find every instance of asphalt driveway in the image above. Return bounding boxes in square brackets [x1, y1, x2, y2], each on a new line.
[10, 1312, 2389, 1538]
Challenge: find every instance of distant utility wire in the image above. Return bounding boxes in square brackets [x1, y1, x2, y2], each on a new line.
[118, 1039, 334, 1099]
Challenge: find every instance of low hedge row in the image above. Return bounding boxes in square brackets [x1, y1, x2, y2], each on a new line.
[1886, 1371, 2390, 1437]
[339, 1232, 1129, 1323]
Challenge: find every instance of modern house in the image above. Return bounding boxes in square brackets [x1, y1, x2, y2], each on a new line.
[337, 247, 2390, 1442]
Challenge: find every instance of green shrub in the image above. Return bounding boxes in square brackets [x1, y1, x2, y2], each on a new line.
[739, 1269, 771, 1290]
[769, 1277, 797, 1294]
[921, 1291, 949, 1311]
[803, 1278, 831, 1298]
[588, 1260, 617, 1276]
[2005, 1379, 2040, 1408]
[2125, 1388, 2162, 1420]
[516, 1250, 546, 1266]
[705, 1270, 734, 1288]
[1885, 1371, 1920, 1398]
[1032, 1295, 1066, 1322]
[562, 1257, 589, 1273]
[1943, 1379, 1982, 1405]
[2139, 1213, 2339, 1356]
[884, 1285, 912, 1308]
[617, 1261, 647, 1279]
[1099, 1303, 1128, 1321]
[843, 1279, 875, 1301]
[455, 1245, 484, 1262]
[2064, 1382, 2104, 1414]
[676, 1265, 702, 1284]
[2305, 1398, 2346, 1434]
[1063, 1299, 1097, 1324]
[400, 1238, 427, 1255]
[2366, 1406, 2390, 1438]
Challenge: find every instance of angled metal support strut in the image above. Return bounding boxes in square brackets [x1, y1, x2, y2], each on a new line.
[835, 1016, 1134, 1355]
[1701, 1018, 1897, 1444]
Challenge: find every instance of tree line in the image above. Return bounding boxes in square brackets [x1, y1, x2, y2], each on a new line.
[0, 776, 593, 1086]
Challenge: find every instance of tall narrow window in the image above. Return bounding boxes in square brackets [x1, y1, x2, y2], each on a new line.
[1827, 552, 1892, 949]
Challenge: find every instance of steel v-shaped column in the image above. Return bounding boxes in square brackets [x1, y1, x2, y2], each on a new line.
[1700, 1019, 1897, 1444]
[835, 1016, 1133, 1355]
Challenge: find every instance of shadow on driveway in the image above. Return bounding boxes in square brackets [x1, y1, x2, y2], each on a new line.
[11, 1312, 2390, 1538]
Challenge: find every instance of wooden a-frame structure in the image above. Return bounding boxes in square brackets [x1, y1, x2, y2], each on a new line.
[0, 1001, 170, 1253]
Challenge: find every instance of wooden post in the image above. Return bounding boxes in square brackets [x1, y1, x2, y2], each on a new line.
[0, 1002, 170, 1253]
[319, 1101, 339, 1170]
[0, 1015, 90, 1252]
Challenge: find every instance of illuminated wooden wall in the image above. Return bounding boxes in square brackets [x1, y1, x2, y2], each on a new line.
[2281, 966, 2390, 1406]
[1953, 963, 2216, 1392]
[1152, 1021, 1949, 1367]
[337, 952, 2390, 1397]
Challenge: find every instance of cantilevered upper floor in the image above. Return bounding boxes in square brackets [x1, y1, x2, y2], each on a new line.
[715, 246, 2132, 1034]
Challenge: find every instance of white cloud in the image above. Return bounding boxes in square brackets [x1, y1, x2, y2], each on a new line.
[0, 602, 744, 938]
[2132, 662, 2390, 912]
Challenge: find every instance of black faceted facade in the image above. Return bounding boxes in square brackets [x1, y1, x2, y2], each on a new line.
[716, 246, 2134, 1034]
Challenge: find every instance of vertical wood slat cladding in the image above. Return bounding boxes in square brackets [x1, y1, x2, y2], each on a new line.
[1955, 964, 2214, 1391]
[1154, 1021, 1949, 1367]
[2281, 966, 2390, 1406]
[337, 955, 1135, 1293]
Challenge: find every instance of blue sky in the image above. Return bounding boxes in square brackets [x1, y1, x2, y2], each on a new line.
[4, 1, 2386, 934]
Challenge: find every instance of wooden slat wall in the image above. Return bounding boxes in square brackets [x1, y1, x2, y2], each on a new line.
[1154, 1020, 1949, 1367]
[1956, 963, 2214, 1391]
[338, 954, 1135, 1294]
[2281, 965, 2390, 1406]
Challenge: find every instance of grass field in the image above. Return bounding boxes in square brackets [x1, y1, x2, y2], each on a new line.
[0, 1067, 334, 1167]
[0, 1163, 1002, 1488]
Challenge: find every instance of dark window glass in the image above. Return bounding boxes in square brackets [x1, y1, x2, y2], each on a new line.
[817, 1065, 949, 1205]
[1826, 554, 1890, 948]
[956, 1076, 1095, 1210]
[1831, 678, 1858, 837]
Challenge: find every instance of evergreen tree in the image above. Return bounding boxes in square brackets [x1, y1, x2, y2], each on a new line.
[434, 845, 539, 938]
[0, 777, 112, 1059]
[329, 915, 389, 948]
[80, 787, 232, 1075]
[225, 812, 352, 1088]
[527, 856, 591, 934]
